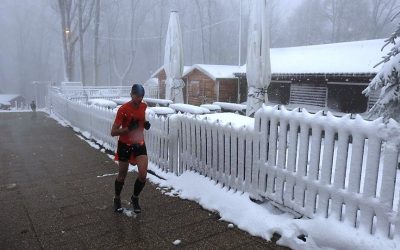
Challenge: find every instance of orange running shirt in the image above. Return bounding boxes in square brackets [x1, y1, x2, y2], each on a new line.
[113, 101, 147, 145]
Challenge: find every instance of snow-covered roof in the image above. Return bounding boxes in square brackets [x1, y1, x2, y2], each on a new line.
[151, 39, 388, 81]
[150, 66, 191, 78]
[269, 39, 388, 74]
[0, 94, 22, 105]
[183, 64, 243, 81]
[144, 78, 158, 86]
[191, 39, 389, 78]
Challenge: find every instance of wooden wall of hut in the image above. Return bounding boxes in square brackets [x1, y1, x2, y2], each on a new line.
[218, 79, 239, 104]
[185, 69, 216, 105]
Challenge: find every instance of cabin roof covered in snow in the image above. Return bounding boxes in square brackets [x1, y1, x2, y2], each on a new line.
[150, 39, 388, 81]
[180, 39, 388, 79]
[269, 39, 388, 75]
[0, 94, 23, 105]
[150, 66, 192, 78]
[183, 64, 243, 81]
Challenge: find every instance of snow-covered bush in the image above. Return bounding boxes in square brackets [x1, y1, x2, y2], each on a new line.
[363, 22, 400, 122]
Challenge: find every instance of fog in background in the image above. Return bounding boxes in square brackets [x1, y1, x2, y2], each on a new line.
[0, 0, 399, 101]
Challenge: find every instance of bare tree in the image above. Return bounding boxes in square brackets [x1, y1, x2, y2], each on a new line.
[369, 0, 400, 38]
[57, 0, 94, 83]
[103, 1, 119, 85]
[111, 0, 138, 85]
[206, 0, 212, 63]
[323, 0, 346, 42]
[93, 0, 101, 85]
[282, 0, 327, 46]
[323, 0, 370, 42]
[194, 0, 206, 63]
[78, 0, 95, 85]
[157, 0, 164, 67]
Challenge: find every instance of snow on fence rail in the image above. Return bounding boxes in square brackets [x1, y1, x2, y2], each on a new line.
[59, 85, 159, 101]
[48, 88, 400, 239]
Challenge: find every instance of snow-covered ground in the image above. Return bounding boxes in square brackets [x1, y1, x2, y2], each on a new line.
[44, 110, 400, 250]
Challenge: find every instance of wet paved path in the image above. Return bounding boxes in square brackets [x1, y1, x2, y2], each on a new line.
[0, 112, 289, 249]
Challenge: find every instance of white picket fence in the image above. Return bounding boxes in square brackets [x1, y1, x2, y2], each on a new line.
[47, 88, 400, 240]
[50, 91, 118, 150]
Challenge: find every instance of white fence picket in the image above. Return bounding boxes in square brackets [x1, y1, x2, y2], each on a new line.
[266, 117, 279, 198]
[305, 122, 322, 217]
[205, 119, 213, 178]
[283, 118, 299, 210]
[218, 123, 225, 185]
[230, 129, 239, 189]
[377, 143, 399, 237]
[331, 128, 350, 221]
[211, 121, 219, 181]
[275, 117, 288, 204]
[344, 132, 365, 227]
[237, 127, 246, 191]
[293, 122, 310, 214]
[360, 137, 382, 234]
[317, 127, 335, 217]
[223, 124, 231, 187]
[244, 128, 253, 193]
[200, 118, 207, 176]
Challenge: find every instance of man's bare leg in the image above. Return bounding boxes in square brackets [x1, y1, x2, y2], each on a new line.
[131, 155, 148, 213]
[114, 161, 129, 212]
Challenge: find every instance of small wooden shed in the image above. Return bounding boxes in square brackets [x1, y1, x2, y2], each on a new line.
[182, 64, 245, 105]
[150, 66, 191, 101]
[151, 64, 245, 106]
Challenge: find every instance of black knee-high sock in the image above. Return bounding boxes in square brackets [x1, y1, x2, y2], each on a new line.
[115, 180, 124, 197]
[133, 179, 146, 197]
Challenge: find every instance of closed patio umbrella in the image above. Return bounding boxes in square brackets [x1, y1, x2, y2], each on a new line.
[164, 11, 185, 103]
[246, 0, 271, 117]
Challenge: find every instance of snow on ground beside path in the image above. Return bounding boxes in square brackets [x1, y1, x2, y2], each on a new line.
[45, 110, 400, 250]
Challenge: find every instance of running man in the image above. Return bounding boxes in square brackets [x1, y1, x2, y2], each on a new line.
[111, 84, 151, 213]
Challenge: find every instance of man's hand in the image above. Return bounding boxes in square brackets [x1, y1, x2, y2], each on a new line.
[144, 121, 151, 130]
[128, 119, 139, 131]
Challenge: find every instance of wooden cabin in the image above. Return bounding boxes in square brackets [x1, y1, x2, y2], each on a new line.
[236, 39, 385, 113]
[150, 66, 191, 101]
[151, 64, 246, 106]
[182, 64, 245, 105]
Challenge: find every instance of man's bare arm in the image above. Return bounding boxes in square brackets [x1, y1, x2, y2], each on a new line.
[111, 123, 129, 137]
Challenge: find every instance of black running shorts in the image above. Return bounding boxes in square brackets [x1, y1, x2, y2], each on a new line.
[117, 141, 147, 162]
